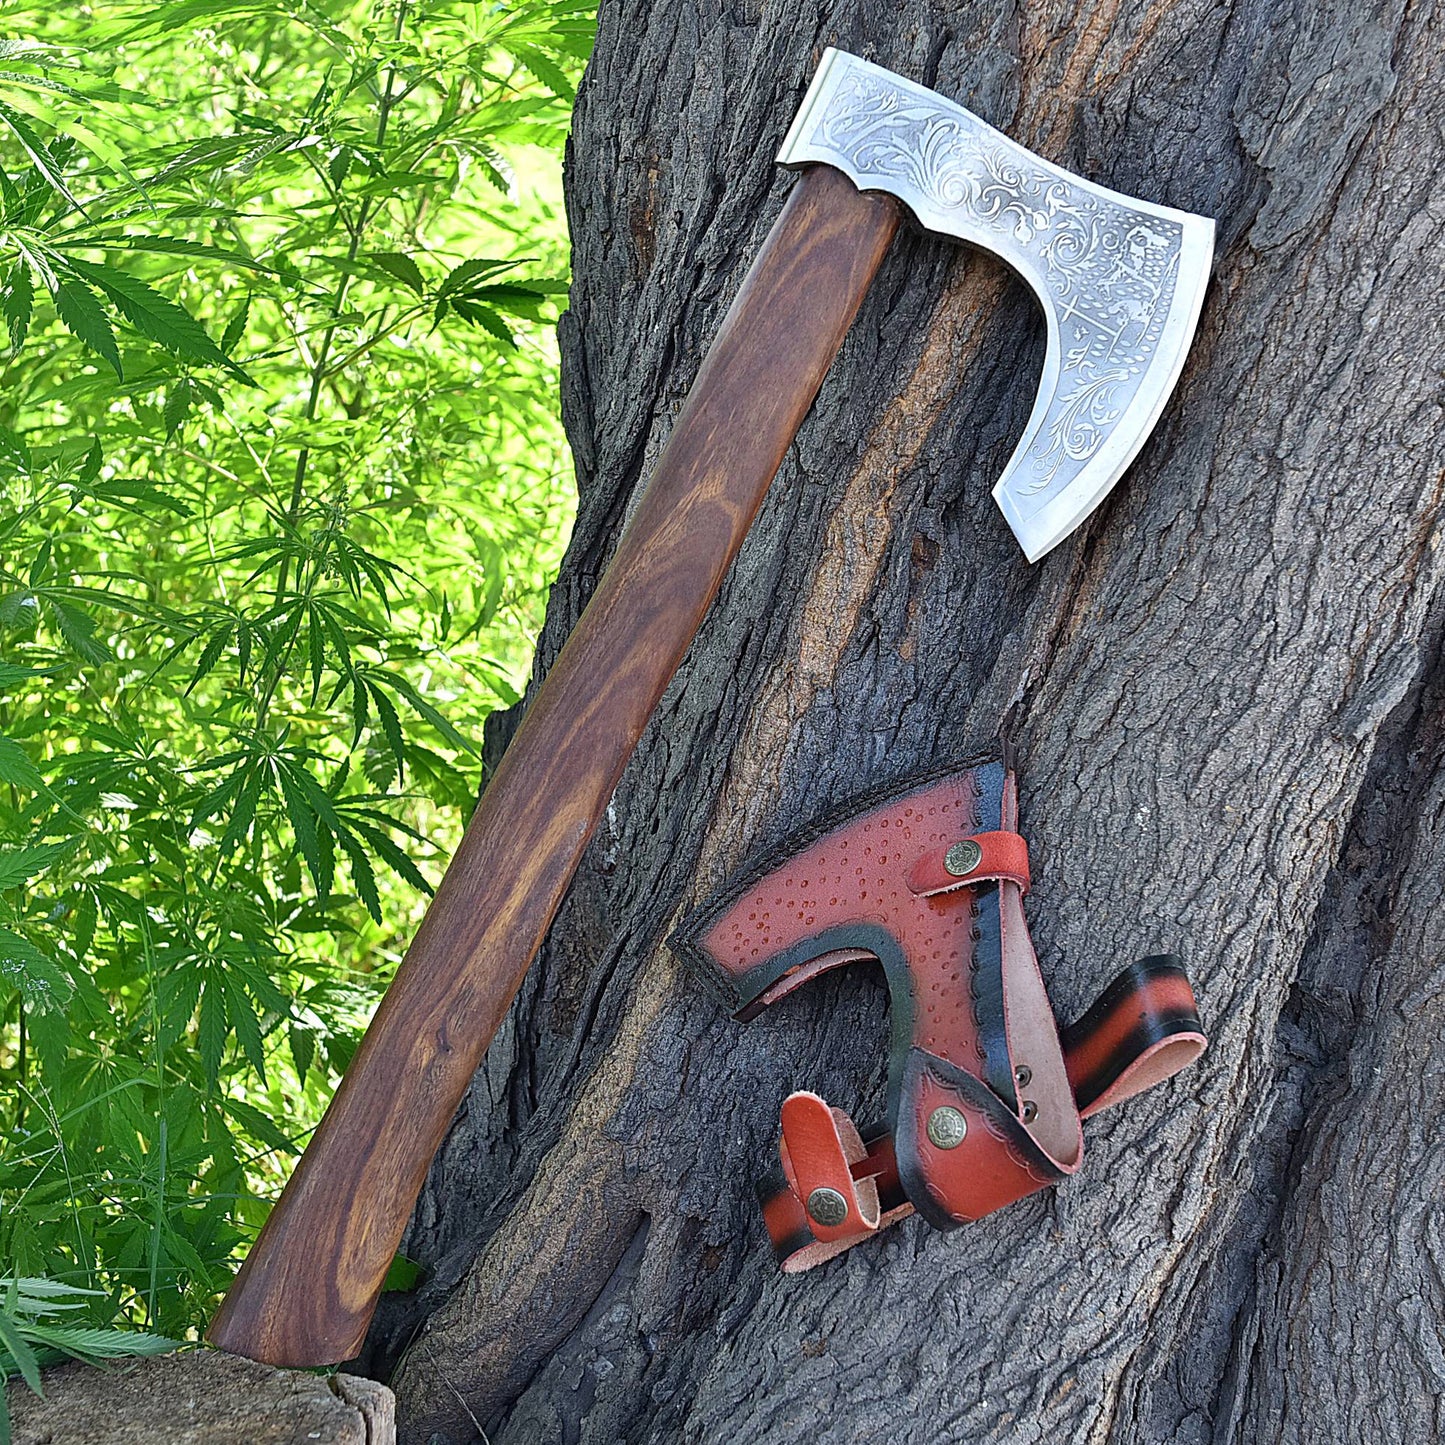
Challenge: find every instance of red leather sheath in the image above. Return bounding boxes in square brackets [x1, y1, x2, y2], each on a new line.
[671, 760, 1206, 1270]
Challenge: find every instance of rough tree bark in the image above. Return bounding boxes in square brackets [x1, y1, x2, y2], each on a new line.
[364, 2, 1445, 1441]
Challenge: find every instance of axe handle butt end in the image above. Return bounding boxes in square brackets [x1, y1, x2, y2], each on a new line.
[206, 164, 899, 1368]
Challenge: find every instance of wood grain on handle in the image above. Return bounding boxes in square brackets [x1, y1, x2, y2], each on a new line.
[206, 166, 900, 1366]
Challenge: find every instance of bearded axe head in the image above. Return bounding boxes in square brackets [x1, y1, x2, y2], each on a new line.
[780, 49, 1214, 560]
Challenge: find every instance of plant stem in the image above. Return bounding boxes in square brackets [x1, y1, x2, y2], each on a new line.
[274, 0, 412, 596]
[15, 1006, 26, 1130]
[258, 0, 412, 730]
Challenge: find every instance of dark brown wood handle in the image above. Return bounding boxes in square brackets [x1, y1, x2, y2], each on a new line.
[206, 165, 900, 1366]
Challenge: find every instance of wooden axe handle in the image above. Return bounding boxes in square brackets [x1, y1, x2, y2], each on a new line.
[206, 166, 899, 1366]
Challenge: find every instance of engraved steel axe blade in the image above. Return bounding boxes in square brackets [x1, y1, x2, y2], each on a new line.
[780, 49, 1215, 561]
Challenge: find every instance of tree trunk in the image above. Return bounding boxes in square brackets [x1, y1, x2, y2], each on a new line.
[366, 2, 1445, 1441]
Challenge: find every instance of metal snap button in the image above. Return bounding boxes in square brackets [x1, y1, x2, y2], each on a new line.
[806, 1187, 849, 1227]
[944, 839, 983, 877]
[926, 1105, 968, 1149]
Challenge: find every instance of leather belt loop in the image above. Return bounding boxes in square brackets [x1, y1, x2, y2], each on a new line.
[779, 1093, 880, 1242]
[907, 829, 1031, 897]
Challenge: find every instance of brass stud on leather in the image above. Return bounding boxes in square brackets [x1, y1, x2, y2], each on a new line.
[1021, 1100, 1038, 1124]
[1014, 1064, 1032, 1087]
[926, 1105, 968, 1149]
[944, 839, 983, 877]
[806, 1186, 849, 1227]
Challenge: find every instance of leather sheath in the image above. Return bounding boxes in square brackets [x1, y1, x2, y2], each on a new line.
[671, 759, 1206, 1270]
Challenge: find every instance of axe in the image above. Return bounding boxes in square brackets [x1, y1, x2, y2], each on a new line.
[208, 49, 1214, 1366]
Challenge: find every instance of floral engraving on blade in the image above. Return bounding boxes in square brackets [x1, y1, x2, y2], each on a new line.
[811, 70, 1183, 498]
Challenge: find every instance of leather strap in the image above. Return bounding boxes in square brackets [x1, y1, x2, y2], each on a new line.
[778, 1093, 881, 1245]
[1062, 955, 1205, 1118]
[906, 829, 1031, 896]
[757, 955, 1205, 1268]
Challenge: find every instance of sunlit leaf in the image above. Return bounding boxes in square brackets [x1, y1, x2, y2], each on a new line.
[335, 825, 381, 924]
[163, 378, 193, 439]
[0, 843, 71, 890]
[221, 1096, 296, 1157]
[0, 96, 82, 212]
[512, 44, 577, 102]
[198, 978, 226, 1091]
[275, 760, 326, 900]
[0, 930, 73, 1014]
[437, 256, 517, 297]
[220, 294, 250, 355]
[2, 262, 32, 352]
[48, 599, 112, 665]
[369, 251, 426, 295]
[221, 970, 267, 1079]
[49, 277, 121, 378]
[184, 624, 232, 692]
[60, 258, 244, 378]
[0, 737, 44, 792]
[451, 299, 515, 346]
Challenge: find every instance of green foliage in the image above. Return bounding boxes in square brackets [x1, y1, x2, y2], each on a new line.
[0, 0, 589, 1347]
